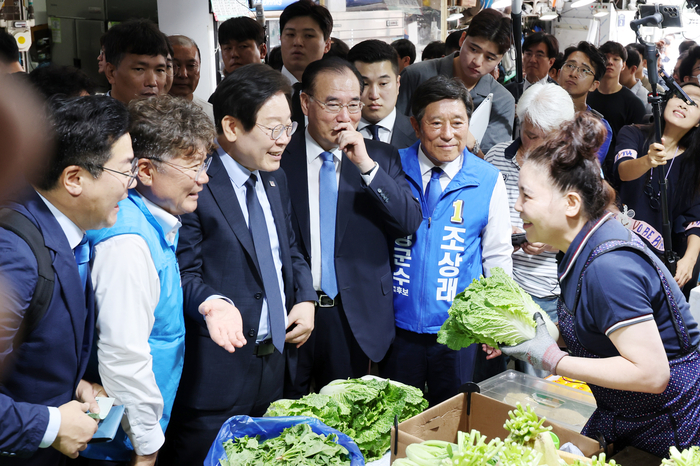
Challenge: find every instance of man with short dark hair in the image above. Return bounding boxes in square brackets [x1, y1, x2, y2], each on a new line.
[421, 41, 446, 61]
[679, 45, 700, 84]
[391, 38, 416, 73]
[627, 42, 657, 94]
[103, 19, 170, 104]
[348, 39, 418, 149]
[218, 16, 267, 76]
[0, 31, 23, 74]
[557, 41, 613, 167]
[505, 32, 559, 104]
[28, 64, 96, 99]
[381, 75, 511, 404]
[168, 35, 214, 122]
[0, 96, 134, 464]
[280, 0, 333, 126]
[281, 57, 421, 396]
[160, 64, 316, 466]
[396, 9, 515, 155]
[445, 30, 465, 56]
[586, 40, 646, 179]
[620, 46, 651, 113]
[79, 96, 221, 466]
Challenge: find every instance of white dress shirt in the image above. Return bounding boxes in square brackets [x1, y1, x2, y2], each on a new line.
[217, 146, 288, 337]
[193, 95, 215, 123]
[90, 192, 181, 455]
[417, 146, 513, 276]
[36, 193, 85, 449]
[304, 129, 378, 290]
[358, 108, 397, 144]
[281, 66, 299, 85]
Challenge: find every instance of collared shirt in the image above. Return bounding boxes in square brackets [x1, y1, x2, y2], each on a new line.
[281, 66, 298, 85]
[90, 191, 181, 455]
[417, 144, 463, 192]
[304, 128, 378, 290]
[523, 75, 549, 94]
[193, 94, 215, 123]
[358, 108, 397, 144]
[629, 78, 652, 114]
[36, 193, 85, 449]
[217, 146, 288, 338]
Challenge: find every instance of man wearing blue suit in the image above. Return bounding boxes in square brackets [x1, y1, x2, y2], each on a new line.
[160, 64, 316, 466]
[281, 57, 422, 396]
[0, 96, 135, 464]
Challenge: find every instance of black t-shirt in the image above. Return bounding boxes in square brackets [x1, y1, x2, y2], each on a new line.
[588, 86, 647, 179]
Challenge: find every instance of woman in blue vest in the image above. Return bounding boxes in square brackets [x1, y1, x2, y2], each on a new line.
[492, 112, 700, 457]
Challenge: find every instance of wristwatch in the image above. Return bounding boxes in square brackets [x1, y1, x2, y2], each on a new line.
[470, 140, 480, 155]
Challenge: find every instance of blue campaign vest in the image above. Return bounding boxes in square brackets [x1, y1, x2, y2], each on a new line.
[82, 190, 185, 461]
[393, 142, 500, 334]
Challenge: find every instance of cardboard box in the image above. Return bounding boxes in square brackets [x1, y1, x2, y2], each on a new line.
[390, 391, 604, 463]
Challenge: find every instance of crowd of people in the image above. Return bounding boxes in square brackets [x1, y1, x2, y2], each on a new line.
[1, 1, 700, 464]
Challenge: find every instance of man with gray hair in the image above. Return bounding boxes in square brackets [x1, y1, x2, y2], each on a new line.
[485, 82, 574, 376]
[168, 35, 214, 122]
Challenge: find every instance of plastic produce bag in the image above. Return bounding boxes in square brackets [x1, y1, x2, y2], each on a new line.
[204, 415, 365, 466]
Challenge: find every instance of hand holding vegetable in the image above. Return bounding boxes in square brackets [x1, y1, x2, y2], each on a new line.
[500, 313, 567, 373]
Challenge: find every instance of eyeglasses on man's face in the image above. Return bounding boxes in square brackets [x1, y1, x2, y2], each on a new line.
[256, 121, 298, 141]
[562, 62, 595, 79]
[144, 156, 212, 182]
[98, 157, 139, 188]
[307, 95, 364, 114]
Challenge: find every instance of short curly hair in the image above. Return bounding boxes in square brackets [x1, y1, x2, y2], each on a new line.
[128, 95, 217, 162]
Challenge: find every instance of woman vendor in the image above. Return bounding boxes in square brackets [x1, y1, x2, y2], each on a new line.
[490, 113, 700, 457]
[614, 82, 700, 294]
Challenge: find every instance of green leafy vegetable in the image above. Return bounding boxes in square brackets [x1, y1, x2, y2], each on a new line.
[662, 446, 700, 466]
[219, 423, 350, 466]
[504, 403, 552, 446]
[265, 377, 428, 462]
[436, 268, 559, 350]
[571, 453, 619, 466]
[447, 430, 504, 466]
[405, 440, 454, 466]
[496, 439, 545, 466]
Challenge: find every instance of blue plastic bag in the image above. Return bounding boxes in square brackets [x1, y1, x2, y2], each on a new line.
[204, 415, 365, 466]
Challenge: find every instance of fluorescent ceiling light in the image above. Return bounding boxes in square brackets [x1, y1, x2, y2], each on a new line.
[539, 12, 559, 19]
[571, 0, 594, 8]
[492, 0, 511, 9]
[448, 13, 464, 20]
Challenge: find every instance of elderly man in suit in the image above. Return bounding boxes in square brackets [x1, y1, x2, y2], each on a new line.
[348, 39, 418, 150]
[160, 64, 316, 466]
[0, 96, 134, 464]
[281, 57, 422, 396]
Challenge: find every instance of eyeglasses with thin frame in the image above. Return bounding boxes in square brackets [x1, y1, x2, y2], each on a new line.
[562, 62, 595, 79]
[98, 158, 139, 188]
[144, 156, 212, 182]
[307, 95, 364, 114]
[256, 121, 298, 141]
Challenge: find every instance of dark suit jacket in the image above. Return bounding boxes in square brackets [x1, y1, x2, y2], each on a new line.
[176, 152, 316, 411]
[0, 189, 94, 464]
[390, 113, 419, 150]
[505, 76, 558, 104]
[280, 133, 422, 362]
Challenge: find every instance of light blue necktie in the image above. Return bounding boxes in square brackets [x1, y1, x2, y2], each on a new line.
[425, 167, 443, 217]
[74, 235, 90, 291]
[319, 151, 338, 299]
[245, 174, 286, 354]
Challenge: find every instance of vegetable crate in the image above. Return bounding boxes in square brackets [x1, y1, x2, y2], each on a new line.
[390, 390, 605, 463]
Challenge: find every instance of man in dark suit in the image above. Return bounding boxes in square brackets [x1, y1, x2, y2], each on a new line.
[281, 57, 422, 396]
[160, 64, 316, 466]
[348, 40, 418, 150]
[0, 96, 134, 464]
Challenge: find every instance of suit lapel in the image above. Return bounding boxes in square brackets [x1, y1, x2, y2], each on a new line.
[207, 152, 261, 277]
[261, 172, 293, 306]
[335, 153, 357, 248]
[282, 134, 311, 255]
[391, 113, 416, 148]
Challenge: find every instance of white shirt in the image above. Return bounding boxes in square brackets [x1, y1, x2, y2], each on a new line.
[304, 129, 378, 290]
[36, 193, 85, 449]
[523, 75, 549, 94]
[193, 94, 215, 124]
[417, 146, 513, 276]
[358, 108, 397, 144]
[217, 146, 288, 336]
[90, 192, 181, 455]
[281, 66, 299, 85]
[630, 78, 652, 114]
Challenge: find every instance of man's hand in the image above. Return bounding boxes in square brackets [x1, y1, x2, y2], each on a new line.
[52, 400, 98, 458]
[130, 451, 158, 466]
[285, 301, 315, 348]
[75, 380, 107, 416]
[335, 122, 375, 173]
[199, 299, 247, 353]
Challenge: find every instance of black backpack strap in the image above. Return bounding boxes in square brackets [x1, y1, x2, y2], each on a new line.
[0, 208, 55, 341]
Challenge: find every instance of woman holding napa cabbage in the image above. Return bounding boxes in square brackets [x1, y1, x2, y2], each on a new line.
[478, 113, 700, 457]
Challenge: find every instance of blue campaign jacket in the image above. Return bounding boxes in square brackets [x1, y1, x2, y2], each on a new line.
[83, 191, 185, 461]
[393, 142, 499, 334]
